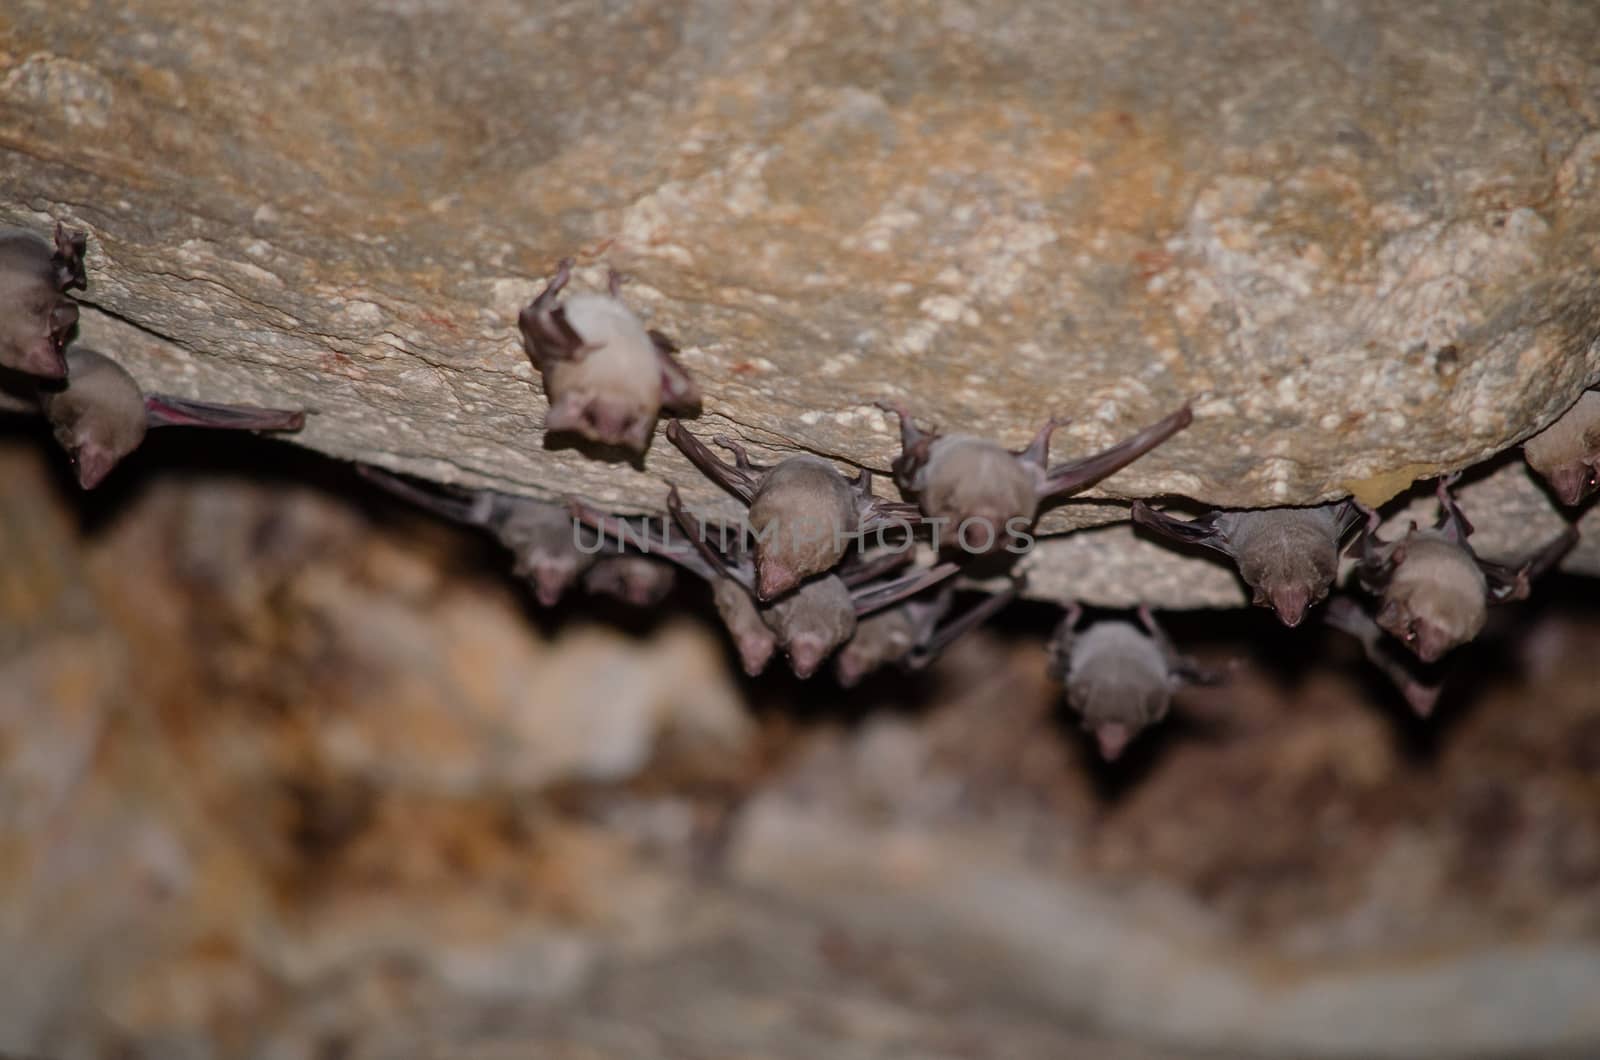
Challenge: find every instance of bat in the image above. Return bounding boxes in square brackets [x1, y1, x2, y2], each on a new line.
[518, 259, 701, 454]
[0, 222, 87, 380]
[1047, 604, 1220, 760]
[833, 579, 1020, 687]
[666, 420, 923, 600]
[1523, 389, 1600, 505]
[1354, 474, 1578, 662]
[359, 466, 599, 607]
[572, 489, 958, 678]
[40, 347, 304, 489]
[876, 399, 1192, 554]
[582, 554, 678, 607]
[1130, 500, 1362, 626]
[1324, 596, 1442, 716]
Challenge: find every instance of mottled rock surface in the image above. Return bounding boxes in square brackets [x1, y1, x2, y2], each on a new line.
[3, 0, 1600, 606]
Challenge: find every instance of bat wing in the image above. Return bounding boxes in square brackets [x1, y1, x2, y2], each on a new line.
[856, 468, 924, 533]
[1431, 473, 1474, 544]
[650, 330, 702, 416]
[665, 485, 753, 587]
[1479, 525, 1578, 603]
[1129, 501, 1230, 555]
[144, 394, 305, 432]
[1331, 499, 1365, 547]
[665, 421, 759, 503]
[358, 465, 492, 525]
[849, 561, 960, 618]
[838, 546, 914, 587]
[907, 581, 1017, 670]
[1039, 404, 1192, 500]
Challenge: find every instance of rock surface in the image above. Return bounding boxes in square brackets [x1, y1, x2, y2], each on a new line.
[3, 0, 1600, 608]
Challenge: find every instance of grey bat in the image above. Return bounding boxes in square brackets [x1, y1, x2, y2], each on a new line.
[1130, 500, 1362, 626]
[1047, 604, 1219, 761]
[834, 580, 1020, 688]
[39, 347, 305, 489]
[1324, 596, 1442, 717]
[582, 554, 678, 608]
[518, 259, 701, 453]
[1354, 475, 1578, 663]
[0, 222, 87, 380]
[876, 400, 1193, 554]
[665, 420, 923, 600]
[359, 466, 598, 607]
[1523, 389, 1600, 506]
[573, 489, 958, 678]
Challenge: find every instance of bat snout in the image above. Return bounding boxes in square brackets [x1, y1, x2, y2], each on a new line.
[1094, 722, 1133, 761]
[786, 635, 829, 679]
[1267, 584, 1312, 627]
[755, 559, 799, 601]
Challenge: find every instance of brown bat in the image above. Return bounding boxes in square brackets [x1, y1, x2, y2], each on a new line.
[0, 222, 87, 380]
[876, 400, 1192, 554]
[39, 347, 305, 489]
[1354, 475, 1577, 663]
[582, 554, 678, 607]
[573, 489, 958, 678]
[1047, 604, 1219, 761]
[1130, 500, 1362, 626]
[1324, 596, 1442, 716]
[518, 259, 701, 453]
[359, 466, 600, 607]
[666, 420, 923, 600]
[834, 580, 1020, 687]
[1523, 389, 1600, 506]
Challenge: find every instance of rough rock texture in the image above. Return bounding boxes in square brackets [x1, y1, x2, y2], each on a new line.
[3, 0, 1600, 609]
[3, 439, 1599, 1059]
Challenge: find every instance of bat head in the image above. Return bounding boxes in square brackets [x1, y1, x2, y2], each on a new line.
[42, 349, 149, 489]
[1545, 461, 1599, 507]
[711, 579, 776, 677]
[1067, 675, 1171, 758]
[1, 281, 74, 381]
[61, 435, 120, 490]
[920, 438, 1039, 554]
[748, 458, 858, 598]
[1376, 597, 1474, 664]
[584, 557, 675, 607]
[545, 393, 655, 453]
[833, 612, 915, 688]
[768, 575, 857, 677]
[785, 632, 831, 678]
[1378, 544, 1488, 663]
[515, 553, 581, 607]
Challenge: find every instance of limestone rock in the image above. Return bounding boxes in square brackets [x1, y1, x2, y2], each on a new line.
[3, 0, 1600, 607]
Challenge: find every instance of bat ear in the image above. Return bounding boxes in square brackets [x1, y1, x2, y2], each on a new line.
[651, 330, 702, 416]
[1014, 415, 1068, 467]
[51, 224, 87, 292]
